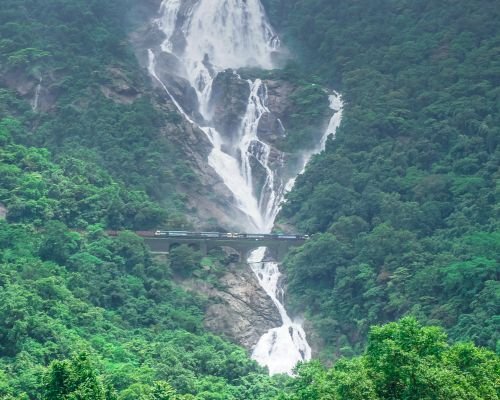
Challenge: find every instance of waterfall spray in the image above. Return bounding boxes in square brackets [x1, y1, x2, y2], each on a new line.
[150, 0, 343, 374]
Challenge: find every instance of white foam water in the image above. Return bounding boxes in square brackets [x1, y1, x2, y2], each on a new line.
[248, 247, 311, 375]
[149, 0, 343, 375]
[31, 76, 42, 112]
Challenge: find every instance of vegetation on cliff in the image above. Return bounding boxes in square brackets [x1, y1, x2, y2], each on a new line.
[0, 0, 192, 229]
[0, 0, 498, 397]
[0, 222, 286, 399]
[263, 0, 500, 358]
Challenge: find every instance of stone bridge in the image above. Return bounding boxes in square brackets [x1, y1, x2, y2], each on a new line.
[143, 236, 306, 262]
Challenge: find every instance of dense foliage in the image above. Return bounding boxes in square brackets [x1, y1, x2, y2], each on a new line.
[0, 0, 192, 227]
[0, 118, 165, 229]
[283, 318, 499, 400]
[0, 222, 284, 399]
[0, 0, 498, 398]
[37, 319, 500, 400]
[0, 1, 281, 397]
[265, 0, 500, 357]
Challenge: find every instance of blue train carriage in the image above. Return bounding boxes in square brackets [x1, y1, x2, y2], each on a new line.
[199, 232, 221, 238]
[154, 230, 193, 237]
[276, 234, 299, 239]
[248, 234, 266, 239]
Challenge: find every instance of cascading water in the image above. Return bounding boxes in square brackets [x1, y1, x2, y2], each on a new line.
[150, 0, 283, 232]
[285, 93, 343, 192]
[248, 247, 311, 374]
[237, 79, 284, 233]
[31, 76, 42, 112]
[149, 0, 343, 375]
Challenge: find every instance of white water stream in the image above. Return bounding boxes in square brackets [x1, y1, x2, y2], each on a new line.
[31, 76, 42, 112]
[248, 247, 311, 374]
[150, 0, 342, 375]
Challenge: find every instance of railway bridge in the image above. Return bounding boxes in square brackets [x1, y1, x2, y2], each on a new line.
[141, 233, 307, 262]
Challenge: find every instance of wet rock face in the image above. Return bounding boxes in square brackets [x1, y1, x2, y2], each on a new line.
[208, 70, 251, 142]
[151, 87, 252, 232]
[2, 69, 59, 112]
[257, 112, 286, 143]
[188, 262, 282, 350]
[264, 79, 295, 116]
[154, 52, 202, 119]
[100, 68, 141, 105]
[256, 79, 294, 145]
[303, 319, 325, 361]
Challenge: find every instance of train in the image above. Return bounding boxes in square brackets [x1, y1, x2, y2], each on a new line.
[152, 230, 309, 240]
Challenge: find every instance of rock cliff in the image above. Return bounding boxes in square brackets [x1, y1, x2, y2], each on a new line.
[184, 261, 282, 350]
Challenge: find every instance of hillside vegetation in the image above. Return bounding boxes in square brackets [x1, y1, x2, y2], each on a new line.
[0, 0, 192, 229]
[0, 221, 289, 399]
[263, 0, 500, 357]
[0, 0, 498, 398]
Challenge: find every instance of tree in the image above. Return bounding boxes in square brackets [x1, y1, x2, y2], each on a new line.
[286, 318, 499, 400]
[38, 221, 80, 264]
[168, 245, 202, 277]
[43, 353, 116, 400]
[143, 381, 179, 400]
[365, 318, 499, 400]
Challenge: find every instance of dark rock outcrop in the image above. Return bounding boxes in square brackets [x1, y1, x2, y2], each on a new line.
[208, 70, 250, 143]
[2, 69, 59, 112]
[154, 53, 202, 119]
[184, 262, 282, 350]
[100, 68, 141, 104]
[256, 79, 294, 145]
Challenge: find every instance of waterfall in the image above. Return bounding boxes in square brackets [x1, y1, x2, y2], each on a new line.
[147, 49, 264, 231]
[149, 0, 343, 375]
[151, 0, 282, 232]
[285, 92, 343, 192]
[237, 79, 284, 232]
[249, 92, 342, 375]
[249, 247, 311, 374]
[31, 76, 42, 112]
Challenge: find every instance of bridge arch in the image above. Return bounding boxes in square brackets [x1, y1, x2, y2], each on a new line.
[206, 245, 242, 263]
[143, 235, 305, 262]
[243, 246, 285, 263]
[167, 242, 202, 252]
[205, 243, 282, 263]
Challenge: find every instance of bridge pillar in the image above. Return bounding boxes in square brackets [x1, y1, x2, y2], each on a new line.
[276, 244, 288, 262]
[199, 241, 208, 257]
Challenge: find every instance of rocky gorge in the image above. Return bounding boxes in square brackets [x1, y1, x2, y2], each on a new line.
[0, 0, 339, 372]
[133, 0, 341, 374]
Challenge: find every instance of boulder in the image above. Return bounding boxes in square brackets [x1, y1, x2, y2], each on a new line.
[208, 70, 250, 142]
[186, 262, 283, 350]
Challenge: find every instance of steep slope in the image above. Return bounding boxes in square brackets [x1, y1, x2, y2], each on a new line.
[0, 0, 286, 397]
[0, 0, 499, 397]
[263, 0, 500, 358]
[133, 0, 336, 374]
[0, 0, 248, 230]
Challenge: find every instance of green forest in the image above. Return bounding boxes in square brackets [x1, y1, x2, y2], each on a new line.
[0, 0, 499, 398]
[266, 0, 500, 359]
[0, 0, 192, 229]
